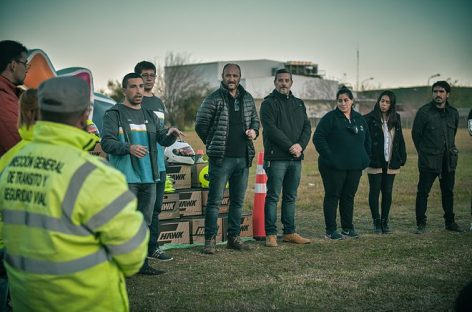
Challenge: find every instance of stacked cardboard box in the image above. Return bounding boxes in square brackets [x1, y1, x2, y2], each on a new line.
[157, 161, 253, 247]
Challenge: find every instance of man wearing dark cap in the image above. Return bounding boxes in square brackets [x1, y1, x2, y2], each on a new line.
[412, 81, 462, 234]
[0, 40, 28, 156]
[0, 76, 149, 311]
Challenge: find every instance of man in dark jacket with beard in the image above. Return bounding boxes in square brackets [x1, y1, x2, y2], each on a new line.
[412, 80, 462, 234]
[195, 63, 260, 254]
[260, 69, 311, 247]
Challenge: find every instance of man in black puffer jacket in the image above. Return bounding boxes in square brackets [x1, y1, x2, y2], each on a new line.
[412, 80, 462, 233]
[260, 69, 311, 247]
[195, 63, 260, 254]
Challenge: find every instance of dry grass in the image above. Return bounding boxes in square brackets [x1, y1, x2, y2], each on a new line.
[126, 129, 472, 311]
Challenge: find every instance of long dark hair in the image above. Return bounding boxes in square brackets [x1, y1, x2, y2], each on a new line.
[373, 90, 398, 130]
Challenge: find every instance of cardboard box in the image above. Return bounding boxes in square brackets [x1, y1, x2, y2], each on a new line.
[178, 189, 202, 217]
[222, 213, 253, 241]
[201, 189, 229, 214]
[160, 192, 180, 220]
[167, 164, 192, 190]
[191, 162, 209, 188]
[158, 220, 190, 245]
[188, 217, 223, 244]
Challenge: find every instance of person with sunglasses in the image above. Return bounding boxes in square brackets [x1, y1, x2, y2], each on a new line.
[0, 40, 29, 157]
[313, 86, 370, 240]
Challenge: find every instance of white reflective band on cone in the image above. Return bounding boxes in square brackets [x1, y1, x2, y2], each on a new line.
[254, 183, 266, 194]
[256, 164, 265, 175]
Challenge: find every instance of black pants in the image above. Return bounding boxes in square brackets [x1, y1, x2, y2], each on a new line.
[368, 169, 396, 221]
[415, 160, 455, 226]
[319, 163, 362, 233]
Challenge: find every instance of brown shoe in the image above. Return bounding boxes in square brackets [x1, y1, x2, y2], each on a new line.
[282, 233, 310, 244]
[265, 235, 278, 247]
[203, 236, 216, 254]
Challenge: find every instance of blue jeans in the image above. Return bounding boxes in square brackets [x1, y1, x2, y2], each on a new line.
[0, 276, 8, 311]
[128, 183, 157, 226]
[148, 171, 166, 253]
[205, 157, 249, 239]
[264, 160, 301, 235]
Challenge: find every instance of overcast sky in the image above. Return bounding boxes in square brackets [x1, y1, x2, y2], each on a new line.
[1, 0, 471, 91]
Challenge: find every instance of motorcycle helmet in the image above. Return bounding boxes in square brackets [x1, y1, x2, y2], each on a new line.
[165, 141, 195, 165]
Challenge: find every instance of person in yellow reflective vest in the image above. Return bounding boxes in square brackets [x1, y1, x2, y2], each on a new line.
[0, 76, 148, 311]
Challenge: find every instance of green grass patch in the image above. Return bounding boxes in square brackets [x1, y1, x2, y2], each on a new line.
[127, 129, 472, 311]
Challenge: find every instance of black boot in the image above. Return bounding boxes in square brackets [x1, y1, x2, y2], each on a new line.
[373, 219, 382, 234]
[381, 219, 391, 234]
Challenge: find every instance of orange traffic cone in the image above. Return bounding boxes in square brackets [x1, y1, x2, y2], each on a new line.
[252, 151, 267, 240]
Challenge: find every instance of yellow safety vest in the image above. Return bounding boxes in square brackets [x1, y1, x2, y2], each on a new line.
[0, 121, 148, 312]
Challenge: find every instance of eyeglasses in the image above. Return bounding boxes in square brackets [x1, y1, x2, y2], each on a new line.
[15, 59, 30, 69]
[141, 73, 157, 79]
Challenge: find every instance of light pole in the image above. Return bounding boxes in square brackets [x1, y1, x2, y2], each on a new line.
[427, 73, 440, 86]
[361, 77, 374, 91]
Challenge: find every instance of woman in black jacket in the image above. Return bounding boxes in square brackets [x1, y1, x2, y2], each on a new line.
[313, 86, 370, 240]
[364, 90, 406, 234]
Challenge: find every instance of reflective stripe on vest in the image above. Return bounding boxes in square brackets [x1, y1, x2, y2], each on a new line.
[85, 190, 135, 230]
[62, 162, 96, 219]
[5, 248, 109, 275]
[106, 220, 148, 256]
[3, 210, 91, 236]
[2, 162, 141, 275]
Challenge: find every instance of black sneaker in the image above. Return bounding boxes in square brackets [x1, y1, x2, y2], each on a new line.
[445, 222, 463, 232]
[415, 224, 426, 234]
[341, 228, 359, 238]
[226, 236, 250, 251]
[381, 219, 392, 234]
[324, 231, 343, 240]
[139, 264, 165, 275]
[148, 248, 174, 261]
[373, 219, 382, 234]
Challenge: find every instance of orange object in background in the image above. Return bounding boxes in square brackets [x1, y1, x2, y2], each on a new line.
[252, 151, 267, 240]
[23, 50, 56, 89]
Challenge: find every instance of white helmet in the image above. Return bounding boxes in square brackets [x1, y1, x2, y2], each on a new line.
[165, 141, 195, 165]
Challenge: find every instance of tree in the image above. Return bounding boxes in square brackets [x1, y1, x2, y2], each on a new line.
[163, 52, 210, 129]
[99, 79, 124, 103]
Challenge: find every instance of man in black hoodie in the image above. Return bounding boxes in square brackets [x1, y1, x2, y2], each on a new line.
[260, 69, 311, 247]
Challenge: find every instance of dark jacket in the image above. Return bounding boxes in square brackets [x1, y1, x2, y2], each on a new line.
[260, 90, 311, 161]
[412, 101, 459, 173]
[364, 111, 406, 170]
[195, 83, 260, 167]
[0, 75, 21, 156]
[101, 104, 175, 181]
[313, 108, 370, 170]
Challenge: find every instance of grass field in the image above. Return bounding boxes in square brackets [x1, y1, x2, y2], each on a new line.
[126, 129, 472, 312]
